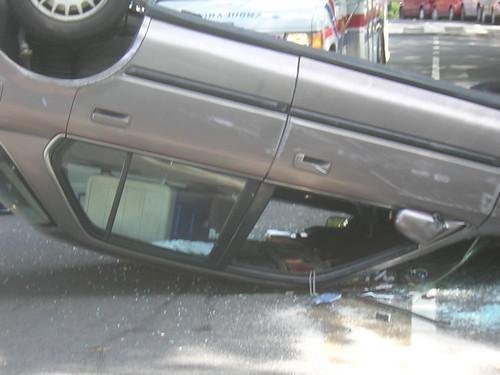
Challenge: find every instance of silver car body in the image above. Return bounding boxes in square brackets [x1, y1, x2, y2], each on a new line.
[0, 2, 499, 286]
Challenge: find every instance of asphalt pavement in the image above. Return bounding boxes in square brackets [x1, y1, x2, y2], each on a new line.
[388, 20, 500, 89]
[1, 214, 499, 374]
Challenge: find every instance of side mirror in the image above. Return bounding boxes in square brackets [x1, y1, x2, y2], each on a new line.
[395, 209, 465, 245]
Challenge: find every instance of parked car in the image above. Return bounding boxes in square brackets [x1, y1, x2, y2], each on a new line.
[430, 0, 464, 19]
[0, 202, 11, 214]
[164, 0, 340, 52]
[481, 0, 500, 23]
[399, 0, 434, 19]
[460, 0, 483, 20]
[1, 0, 500, 288]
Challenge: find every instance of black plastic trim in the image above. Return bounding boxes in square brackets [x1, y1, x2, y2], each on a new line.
[126, 66, 290, 113]
[228, 242, 419, 287]
[216, 183, 275, 268]
[147, 1, 500, 111]
[291, 108, 500, 167]
[105, 152, 132, 237]
[208, 179, 262, 266]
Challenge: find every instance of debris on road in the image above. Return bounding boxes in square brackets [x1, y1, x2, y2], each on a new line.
[312, 292, 342, 306]
[422, 288, 437, 299]
[360, 291, 395, 301]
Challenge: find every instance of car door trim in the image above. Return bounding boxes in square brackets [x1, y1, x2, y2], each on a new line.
[226, 225, 477, 287]
[291, 107, 500, 167]
[104, 152, 133, 237]
[147, 1, 500, 112]
[126, 66, 290, 113]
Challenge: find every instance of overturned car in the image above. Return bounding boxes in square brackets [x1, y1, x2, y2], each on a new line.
[0, 0, 500, 287]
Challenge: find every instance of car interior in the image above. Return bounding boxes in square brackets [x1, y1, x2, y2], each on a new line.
[234, 186, 414, 274]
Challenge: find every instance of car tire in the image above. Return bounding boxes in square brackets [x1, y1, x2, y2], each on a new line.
[376, 29, 384, 63]
[432, 8, 439, 20]
[448, 7, 454, 20]
[6, 0, 129, 45]
[481, 7, 487, 22]
[418, 7, 425, 20]
[476, 5, 482, 22]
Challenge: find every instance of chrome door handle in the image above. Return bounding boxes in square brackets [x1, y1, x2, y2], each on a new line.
[293, 153, 331, 175]
[91, 108, 131, 128]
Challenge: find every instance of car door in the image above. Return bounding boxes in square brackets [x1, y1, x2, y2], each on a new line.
[219, 54, 500, 285]
[53, 11, 298, 268]
[270, 57, 500, 228]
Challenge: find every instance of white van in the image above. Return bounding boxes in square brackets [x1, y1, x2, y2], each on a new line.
[158, 0, 388, 63]
[159, 0, 341, 52]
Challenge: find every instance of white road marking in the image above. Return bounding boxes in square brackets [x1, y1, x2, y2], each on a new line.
[432, 57, 440, 80]
[432, 36, 440, 80]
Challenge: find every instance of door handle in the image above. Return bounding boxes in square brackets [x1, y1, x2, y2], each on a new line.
[91, 108, 131, 128]
[293, 153, 331, 175]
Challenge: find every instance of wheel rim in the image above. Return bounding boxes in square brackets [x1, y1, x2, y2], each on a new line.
[29, 0, 109, 22]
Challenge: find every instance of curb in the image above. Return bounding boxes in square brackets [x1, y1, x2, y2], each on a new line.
[388, 21, 500, 36]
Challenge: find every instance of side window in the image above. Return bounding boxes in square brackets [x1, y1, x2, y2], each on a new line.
[110, 153, 245, 256]
[234, 187, 414, 274]
[59, 141, 126, 231]
[55, 140, 246, 258]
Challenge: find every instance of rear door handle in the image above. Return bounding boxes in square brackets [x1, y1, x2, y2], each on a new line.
[91, 108, 131, 128]
[293, 153, 331, 175]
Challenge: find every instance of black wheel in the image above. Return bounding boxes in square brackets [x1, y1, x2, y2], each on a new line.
[376, 29, 386, 64]
[6, 0, 129, 45]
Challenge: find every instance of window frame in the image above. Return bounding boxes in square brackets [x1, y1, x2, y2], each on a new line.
[216, 181, 480, 286]
[49, 137, 261, 268]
